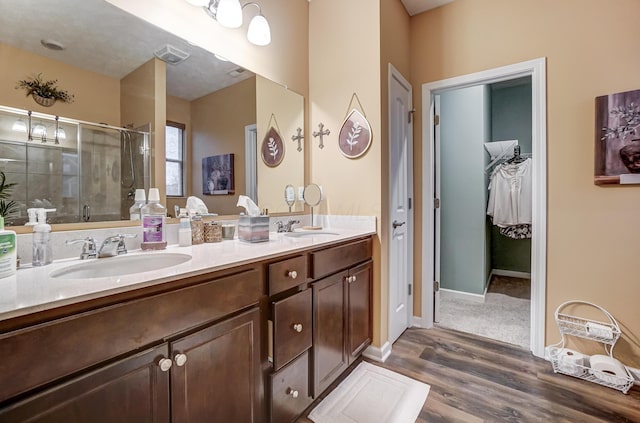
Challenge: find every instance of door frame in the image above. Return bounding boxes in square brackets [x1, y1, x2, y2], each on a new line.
[420, 58, 547, 358]
[387, 63, 414, 341]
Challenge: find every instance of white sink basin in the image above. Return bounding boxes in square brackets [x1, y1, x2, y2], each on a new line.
[284, 231, 339, 238]
[50, 253, 192, 279]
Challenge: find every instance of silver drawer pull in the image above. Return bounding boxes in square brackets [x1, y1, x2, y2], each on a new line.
[287, 270, 298, 279]
[286, 388, 299, 398]
[293, 323, 303, 333]
[175, 353, 188, 367]
[352, 275, 357, 282]
[159, 357, 173, 372]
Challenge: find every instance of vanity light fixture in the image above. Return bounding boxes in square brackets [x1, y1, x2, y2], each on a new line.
[193, 0, 271, 46]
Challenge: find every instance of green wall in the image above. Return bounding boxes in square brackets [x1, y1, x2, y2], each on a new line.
[489, 78, 532, 273]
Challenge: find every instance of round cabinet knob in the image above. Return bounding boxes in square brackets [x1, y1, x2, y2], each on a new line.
[175, 353, 188, 367]
[352, 275, 357, 282]
[287, 270, 298, 279]
[159, 357, 173, 372]
[287, 388, 299, 398]
[293, 323, 303, 333]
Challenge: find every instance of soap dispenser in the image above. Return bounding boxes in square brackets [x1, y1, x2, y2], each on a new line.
[32, 208, 55, 266]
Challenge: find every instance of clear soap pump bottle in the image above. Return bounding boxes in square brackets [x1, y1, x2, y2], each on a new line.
[129, 189, 146, 220]
[33, 208, 55, 266]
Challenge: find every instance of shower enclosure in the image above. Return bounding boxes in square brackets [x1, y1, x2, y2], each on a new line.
[0, 106, 150, 226]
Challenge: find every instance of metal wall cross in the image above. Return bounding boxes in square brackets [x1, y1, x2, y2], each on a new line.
[291, 127, 304, 152]
[312, 123, 330, 149]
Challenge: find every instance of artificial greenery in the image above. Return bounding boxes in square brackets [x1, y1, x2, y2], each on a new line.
[0, 170, 18, 218]
[16, 73, 75, 103]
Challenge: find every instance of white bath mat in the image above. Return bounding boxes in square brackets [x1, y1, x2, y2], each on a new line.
[308, 361, 430, 423]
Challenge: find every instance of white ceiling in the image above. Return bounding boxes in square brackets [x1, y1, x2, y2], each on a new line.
[401, 0, 455, 16]
[0, 0, 253, 101]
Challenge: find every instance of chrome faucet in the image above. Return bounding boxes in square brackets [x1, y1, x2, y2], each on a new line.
[275, 219, 300, 233]
[66, 237, 97, 260]
[98, 234, 136, 258]
[66, 234, 137, 259]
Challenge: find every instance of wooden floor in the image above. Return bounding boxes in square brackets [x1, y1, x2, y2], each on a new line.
[298, 327, 640, 422]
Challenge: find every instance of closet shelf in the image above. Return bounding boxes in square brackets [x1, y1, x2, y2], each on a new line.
[550, 300, 634, 394]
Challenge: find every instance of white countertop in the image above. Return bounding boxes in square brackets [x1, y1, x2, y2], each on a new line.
[0, 228, 374, 322]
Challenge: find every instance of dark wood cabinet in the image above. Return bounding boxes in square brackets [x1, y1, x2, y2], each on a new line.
[0, 344, 171, 423]
[171, 308, 261, 423]
[347, 261, 372, 364]
[270, 350, 312, 423]
[272, 289, 312, 371]
[312, 271, 349, 396]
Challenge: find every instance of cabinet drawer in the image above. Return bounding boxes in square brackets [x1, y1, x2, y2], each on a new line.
[270, 350, 312, 423]
[0, 268, 262, 402]
[269, 255, 308, 295]
[272, 289, 312, 370]
[311, 237, 372, 279]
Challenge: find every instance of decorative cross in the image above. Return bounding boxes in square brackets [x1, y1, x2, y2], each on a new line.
[291, 127, 304, 152]
[313, 123, 330, 149]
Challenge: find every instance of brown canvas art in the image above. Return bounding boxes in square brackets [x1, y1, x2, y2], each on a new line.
[595, 89, 640, 185]
[338, 109, 372, 158]
[261, 126, 284, 167]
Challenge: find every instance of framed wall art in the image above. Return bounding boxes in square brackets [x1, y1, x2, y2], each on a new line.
[595, 88, 640, 185]
[202, 153, 234, 195]
[338, 93, 372, 159]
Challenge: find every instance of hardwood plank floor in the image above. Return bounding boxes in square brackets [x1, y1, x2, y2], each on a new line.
[297, 327, 640, 422]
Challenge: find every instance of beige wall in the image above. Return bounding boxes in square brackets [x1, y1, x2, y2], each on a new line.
[120, 58, 167, 199]
[0, 42, 120, 124]
[309, 0, 383, 346]
[411, 0, 640, 365]
[191, 78, 256, 215]
[256, 76, 305, 213]
[106, 0, 309, 97]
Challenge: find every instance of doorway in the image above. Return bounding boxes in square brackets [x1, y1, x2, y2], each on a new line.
[420, 58, 547, 358]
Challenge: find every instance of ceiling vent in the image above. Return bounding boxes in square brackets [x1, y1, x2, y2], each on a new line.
[154, 44, 190, 65]
[228, 67, 247, 77]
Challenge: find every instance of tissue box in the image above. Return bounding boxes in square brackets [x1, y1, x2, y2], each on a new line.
[237, 216, 270, 243]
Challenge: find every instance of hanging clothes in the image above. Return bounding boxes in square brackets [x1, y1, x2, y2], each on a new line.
[487, 158, 532, 238]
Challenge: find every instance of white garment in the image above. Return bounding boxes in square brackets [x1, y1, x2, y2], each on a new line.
[487, 158, 532, 227]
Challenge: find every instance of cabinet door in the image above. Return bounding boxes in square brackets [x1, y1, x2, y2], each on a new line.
[0, 344, 170, 423]
[312, 271, 348, 397]
[347, 260, 373, 364]
[170, 308, 261, 423]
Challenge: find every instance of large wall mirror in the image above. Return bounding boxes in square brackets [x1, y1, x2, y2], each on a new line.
[0, 0, 304, 227]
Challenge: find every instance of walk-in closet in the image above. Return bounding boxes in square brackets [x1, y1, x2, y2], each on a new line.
[435, 76, 533, 349]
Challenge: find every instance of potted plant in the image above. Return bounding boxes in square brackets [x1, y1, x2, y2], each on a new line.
[16, 73, 75, 107]
[0, 170, 18, 219]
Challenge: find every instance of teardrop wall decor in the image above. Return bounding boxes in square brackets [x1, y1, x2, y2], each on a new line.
[261, 126, 285, 167]
[338, 109, 372, 158]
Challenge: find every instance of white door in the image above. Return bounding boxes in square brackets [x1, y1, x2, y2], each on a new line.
[388, 64, 413, 344]
[245, 124, 257, 201]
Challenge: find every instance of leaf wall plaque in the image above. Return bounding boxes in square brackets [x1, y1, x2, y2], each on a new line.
[339, 109, 372, 158]
[261, 126, 285, 167]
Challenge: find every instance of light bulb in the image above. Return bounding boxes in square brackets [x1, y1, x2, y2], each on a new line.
[12, 118, 27, 133]
[33, 123, 47, 137]
[247, 13, 271, 46]
[55, 127, 66, 140]
[185, 0, 209, 5]
[216, 0, 242, 28]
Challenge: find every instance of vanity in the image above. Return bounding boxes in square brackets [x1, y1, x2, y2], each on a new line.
[0, 228, 373, 423]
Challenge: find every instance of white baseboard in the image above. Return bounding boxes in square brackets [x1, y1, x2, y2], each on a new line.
[363, 342, 392, 363]
[411, 316, 426, 328]
[440, 287, 485, 303]
[491, 269, 531, 279]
